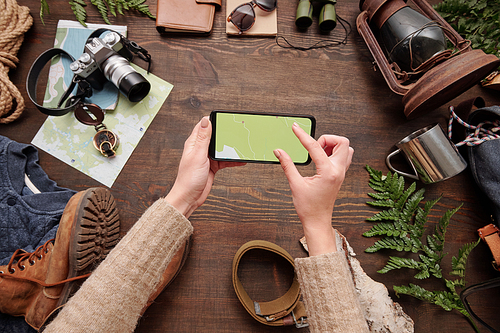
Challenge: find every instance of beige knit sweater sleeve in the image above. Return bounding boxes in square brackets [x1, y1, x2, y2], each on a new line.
[45, 198, 193, 333]
[295, 251, 370, 333]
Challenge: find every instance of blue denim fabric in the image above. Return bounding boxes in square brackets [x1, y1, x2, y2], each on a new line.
[0, 135, 76, 332]
[467, 106, 500, 226]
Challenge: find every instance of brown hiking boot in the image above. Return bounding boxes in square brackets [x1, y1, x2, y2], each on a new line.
[0, 187, 120, 330]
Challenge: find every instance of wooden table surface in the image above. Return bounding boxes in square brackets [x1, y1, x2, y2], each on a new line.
[3, 0, 500, 331]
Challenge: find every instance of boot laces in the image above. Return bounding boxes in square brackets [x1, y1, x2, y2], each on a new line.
[0, 239, 91, 287]
[3, 239, 54, 274]
[448, 106, 500, 147]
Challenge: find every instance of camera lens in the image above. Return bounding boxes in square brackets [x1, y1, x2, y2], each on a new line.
[101, 55, 151, 102]
[119, 72, 151, 102]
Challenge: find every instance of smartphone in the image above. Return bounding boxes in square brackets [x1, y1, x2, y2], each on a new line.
[209, 110, 316, 164]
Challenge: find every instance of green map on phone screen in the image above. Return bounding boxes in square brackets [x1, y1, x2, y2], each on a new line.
[214, 113, 313, 163]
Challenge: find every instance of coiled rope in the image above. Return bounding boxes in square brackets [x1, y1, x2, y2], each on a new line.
[0, 0, 33, 124]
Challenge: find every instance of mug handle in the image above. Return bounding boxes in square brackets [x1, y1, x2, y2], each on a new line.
[386, 149, 419, 180]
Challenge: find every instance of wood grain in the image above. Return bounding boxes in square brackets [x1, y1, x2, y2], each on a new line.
[2, 0, 500, 331]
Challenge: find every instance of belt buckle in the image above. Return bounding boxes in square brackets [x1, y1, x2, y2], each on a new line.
[292, 311, 309, 329]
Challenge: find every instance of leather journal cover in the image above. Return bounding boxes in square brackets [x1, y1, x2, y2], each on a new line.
[156, 0, 221, 34]
[226, 0, 277, 36]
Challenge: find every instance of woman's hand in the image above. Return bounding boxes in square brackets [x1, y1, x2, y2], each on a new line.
[165, 117, 245, 218]
[274, 123, 354, 256]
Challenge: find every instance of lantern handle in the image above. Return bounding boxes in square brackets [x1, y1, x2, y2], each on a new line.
[410, 0, 468, 49]
[356, 10, 408, 95]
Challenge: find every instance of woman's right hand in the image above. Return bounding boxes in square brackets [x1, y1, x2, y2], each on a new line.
[273, 123, 354, 256]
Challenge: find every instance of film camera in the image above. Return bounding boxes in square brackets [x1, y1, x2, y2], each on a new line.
[70, 31, 151, 103]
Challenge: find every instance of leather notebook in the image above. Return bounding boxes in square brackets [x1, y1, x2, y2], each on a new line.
[156, 0, 221, 34]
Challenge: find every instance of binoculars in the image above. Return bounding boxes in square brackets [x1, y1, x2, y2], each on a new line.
[295, 0, 337, 32]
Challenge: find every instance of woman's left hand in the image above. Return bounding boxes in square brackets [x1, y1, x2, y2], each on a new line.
[165, 116, 245, 218]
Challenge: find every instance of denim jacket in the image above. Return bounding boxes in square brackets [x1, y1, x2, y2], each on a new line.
[0, 135, 76, 333]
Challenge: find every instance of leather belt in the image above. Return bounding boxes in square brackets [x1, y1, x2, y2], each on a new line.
[232, 240, 308, 328]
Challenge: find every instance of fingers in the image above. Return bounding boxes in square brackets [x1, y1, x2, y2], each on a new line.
[317, 134, 353, 170]
[183, 116, 212, 153]
[292, 123, 353, 175]
[346, 147, 354, 170]
[195, 116, 211, 150]
[292, 123, 332, 171]
[274, 148, 303, 185]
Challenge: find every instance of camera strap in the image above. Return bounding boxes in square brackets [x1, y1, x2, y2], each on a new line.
[27, 47, 119, 157]
[27, 30, 151, 117]
[26, 48, 92, 116]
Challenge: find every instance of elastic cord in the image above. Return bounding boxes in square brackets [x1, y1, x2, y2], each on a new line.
[275, 14, 351, 51]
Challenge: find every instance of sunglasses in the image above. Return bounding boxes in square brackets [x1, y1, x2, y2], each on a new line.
[227, 0, 277, 34]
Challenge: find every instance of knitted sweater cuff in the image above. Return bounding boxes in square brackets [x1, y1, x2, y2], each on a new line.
[45, 198, 193, 333]
[295, 252, 370, 333]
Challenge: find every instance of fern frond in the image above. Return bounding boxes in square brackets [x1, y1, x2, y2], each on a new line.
[394, 283, 435, 301]
[451, 238, 481, 277]
[363, 222, 401, 237]
[364, 166, 479, 331]
[389, 173, 406, 201]
[126, 0, 155, 18]
[400, 187, 424, 220]
[105, 0, 117, 16]
[414, 197, 440, 234]
[365, 237, 411, 253]
[430, 205, 462, 253]
[115, 0, 127, 14]
[366, 208, 401, 222]
[40, 0, 50, 25]
[367, 199, 395, 208]
[378, 257, 426, 277]
[366, 165, 384, 181]
[90, 0, 111, 24]
[368, 192, 391, 200]
[69, 0, 87, 27]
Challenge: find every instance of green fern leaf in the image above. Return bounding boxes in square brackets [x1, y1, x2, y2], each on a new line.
[90, 0, 111, 24]
[115, 0, 126, 14]
[415, 197, 440, 233]
[368, 192, 391, 200]
[69, 0, 87, 27]
[367, 199, 395, 208]
[366, 165, 383, 181]
[106, 0, 117, 16]
[394, 283, 435, 301]
[395, 181, 417, 212]
[126, 0, 155, 18]
[366, 208, 401, 222]
[363, 222, 398, 237]
[40, 0, 50, 25]
[378, 256, 425, 275]
[451, 238, 481, 277]
[401, 187, 425, 220]
[364, 166, 478, 330]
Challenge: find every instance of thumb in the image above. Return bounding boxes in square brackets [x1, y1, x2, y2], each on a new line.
[274, 149, 303, 186]
[195, 116, 212, 150]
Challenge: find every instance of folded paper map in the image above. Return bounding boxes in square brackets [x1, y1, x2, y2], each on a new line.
[33, 63, 173, 187]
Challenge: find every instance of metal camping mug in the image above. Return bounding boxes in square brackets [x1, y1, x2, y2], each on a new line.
[385, 124, 467, 184]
